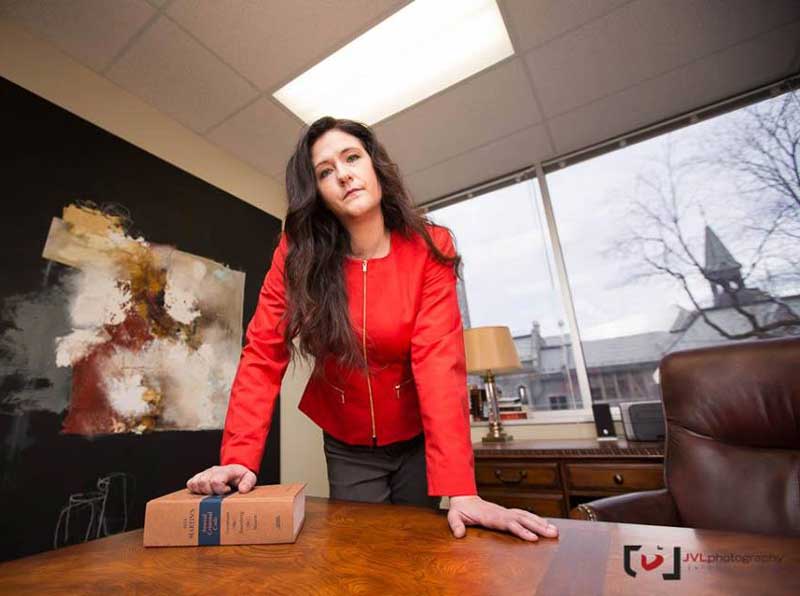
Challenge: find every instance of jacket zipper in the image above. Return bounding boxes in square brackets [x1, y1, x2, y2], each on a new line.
[323, 377, 346, 404]
[362, 260, 377, 445]
[395, 378, 413, 399]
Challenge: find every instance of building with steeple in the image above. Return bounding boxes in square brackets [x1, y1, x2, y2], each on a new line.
[471, 226, 800, 415]
[704, 226, 768, 307]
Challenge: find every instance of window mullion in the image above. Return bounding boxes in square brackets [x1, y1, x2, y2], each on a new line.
[534, 162, 592, 412]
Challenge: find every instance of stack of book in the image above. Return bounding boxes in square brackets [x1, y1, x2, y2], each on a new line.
[497, 395, 528, 421]
[468, 385, 487, 421]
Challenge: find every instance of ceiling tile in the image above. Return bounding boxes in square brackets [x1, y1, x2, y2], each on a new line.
[524, 0, 800, 117]
[405, 123, 553, 204]
[207, 97, 304, 179]
[500, 0, 629, 52]
[374, 58, 544, 176]
[166, 0, 409, 91]
[4, 0, 797, 207]
[106, 15, 259, 133]
[548, 19, 800, 155]
[0, 0, 155, 72]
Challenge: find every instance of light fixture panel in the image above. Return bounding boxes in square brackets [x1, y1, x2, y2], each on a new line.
[273, 0, 514, 125]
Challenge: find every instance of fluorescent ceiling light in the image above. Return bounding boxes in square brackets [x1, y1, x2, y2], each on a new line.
[273, 0, 514, 126]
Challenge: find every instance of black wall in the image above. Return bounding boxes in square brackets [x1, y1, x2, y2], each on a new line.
[0, 76, 283, 561]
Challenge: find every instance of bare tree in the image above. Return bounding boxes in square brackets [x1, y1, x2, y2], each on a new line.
[611, 117, 800, 340]
[705, 89, 800, 290]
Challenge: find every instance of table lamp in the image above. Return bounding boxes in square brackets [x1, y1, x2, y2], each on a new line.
[464, 326, 522, 443]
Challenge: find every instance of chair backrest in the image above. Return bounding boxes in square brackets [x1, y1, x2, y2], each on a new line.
[660, 337, 800, 537]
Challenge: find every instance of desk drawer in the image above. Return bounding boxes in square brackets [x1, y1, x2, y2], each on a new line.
[566, 463, 664, 492]
[475, 462, 559, 490]
[478, 490, 565, 518]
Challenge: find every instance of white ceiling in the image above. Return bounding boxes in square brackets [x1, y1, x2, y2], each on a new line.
[2, 0, 799, 205]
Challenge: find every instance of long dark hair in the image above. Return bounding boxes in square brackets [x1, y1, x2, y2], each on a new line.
[282, 116, 461, 372]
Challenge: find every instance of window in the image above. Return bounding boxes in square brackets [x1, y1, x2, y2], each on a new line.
[602, 373, 618, 401]
[428, 176, 585, 418]
[546, 89, 800, 405]
[431, 87, 800, 423]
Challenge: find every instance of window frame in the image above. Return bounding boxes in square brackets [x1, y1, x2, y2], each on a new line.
[427, 74, 799, 428]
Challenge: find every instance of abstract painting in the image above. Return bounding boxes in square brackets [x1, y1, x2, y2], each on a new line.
[39, 203, 245, 435]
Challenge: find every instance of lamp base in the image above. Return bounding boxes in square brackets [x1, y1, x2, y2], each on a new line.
[482, 422, 513, 443]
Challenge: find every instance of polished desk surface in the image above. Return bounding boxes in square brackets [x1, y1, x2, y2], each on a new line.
[1, 497, 797, 595]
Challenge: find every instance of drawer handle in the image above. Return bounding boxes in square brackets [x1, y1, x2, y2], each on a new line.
[613, 474, 624, 485]
[494, 469, 528, 484]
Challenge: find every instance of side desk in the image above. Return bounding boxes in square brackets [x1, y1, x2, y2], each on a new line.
[473, 438, 664, 518]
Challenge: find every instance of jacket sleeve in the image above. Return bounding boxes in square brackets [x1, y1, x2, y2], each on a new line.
[220, 233, 291, 475]
[411, 227, 477, 497]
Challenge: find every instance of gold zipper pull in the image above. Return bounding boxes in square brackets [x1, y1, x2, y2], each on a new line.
[362, 259, 367, 272]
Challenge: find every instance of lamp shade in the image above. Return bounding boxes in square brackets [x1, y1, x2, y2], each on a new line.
[464, 326, 521, 374]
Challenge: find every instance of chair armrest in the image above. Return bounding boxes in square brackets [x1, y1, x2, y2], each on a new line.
[569, 489, 681, 526]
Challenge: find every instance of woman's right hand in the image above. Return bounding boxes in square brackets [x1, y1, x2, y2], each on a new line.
[186, 464, 257, 495]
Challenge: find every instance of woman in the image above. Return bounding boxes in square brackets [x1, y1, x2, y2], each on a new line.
[187, 117, 558, 543]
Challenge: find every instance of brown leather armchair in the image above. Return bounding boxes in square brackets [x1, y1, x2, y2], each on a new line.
[571, 337, 800, 537]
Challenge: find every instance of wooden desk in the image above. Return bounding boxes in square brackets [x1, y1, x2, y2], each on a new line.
[1, 497, 797, 595]
[473, 439, 664, 518]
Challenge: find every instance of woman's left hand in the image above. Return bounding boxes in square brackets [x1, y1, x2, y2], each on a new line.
[447, 495, 559, 542]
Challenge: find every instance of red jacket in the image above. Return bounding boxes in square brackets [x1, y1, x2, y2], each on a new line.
[220, 224, 477, 497]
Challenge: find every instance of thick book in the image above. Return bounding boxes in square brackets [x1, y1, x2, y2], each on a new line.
[143, 483, 306, 547]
